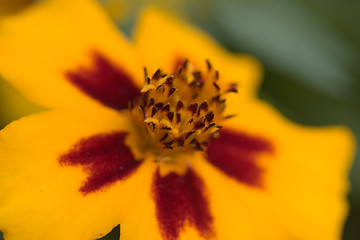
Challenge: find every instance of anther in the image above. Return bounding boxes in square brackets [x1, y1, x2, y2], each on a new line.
[227, 83, 238, 93]
[215, 70, 219, 80]
[211, 95, 221, 103]
[185, 131, 196, 139]
[161, 104, 170, 112]
[152, 69, 162, 80]
[176, 101, 184, 111]
[164, 140, 174, 146]
[165, 76, 173, 86]
[193, 121, 205, 130]
[193, 71, 202, 79]
[205, 112, 214, 123]
[200, 102, 208, 112]
[224, 114, 237, 119]
[148, 98, 154, 106]
[155, 102, 164, 109]
[204, 123, 216, 132]
[144, 68, 150, 84]
[160, 133, 168, 142]
[183, 59, 189, 69]
[187, 103, 198, 116]
[176, 113, 181, 123]
[166, 112, 174, 122]
[139, 106, 146, 117]
[213, 82, 220, 91]
[156, 84, 165, 92]
[206, 59, 212, 70]
[151, 107, 158, 117]
[168, 87, 177, 97]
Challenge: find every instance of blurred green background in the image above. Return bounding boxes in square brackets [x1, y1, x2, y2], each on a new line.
[0, 0, 359, 239]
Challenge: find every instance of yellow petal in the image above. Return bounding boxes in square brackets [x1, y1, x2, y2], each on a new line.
[133, 7, 262, 100]
[193, 156, 284, 240]
[222, 98, 355, 240]
[121, 165, 257, 240]
[0, 76, 45, 128]
[0, 0, 143, 112]
[0, 110, 153, 240]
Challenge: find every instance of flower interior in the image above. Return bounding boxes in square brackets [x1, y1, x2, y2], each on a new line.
[129, 60, 237, 159]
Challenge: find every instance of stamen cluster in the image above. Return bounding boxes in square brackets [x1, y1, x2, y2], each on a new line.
[129, 60, 237, 155]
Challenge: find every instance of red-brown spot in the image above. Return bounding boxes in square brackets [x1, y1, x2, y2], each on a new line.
[59, 132, 142, 195]
[152, 168, 214, 240]
[206, 128, 273, 186]
[65, 52, 140, 110]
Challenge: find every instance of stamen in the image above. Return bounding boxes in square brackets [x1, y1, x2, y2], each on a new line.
[194, 121, 206, 130]
[152, 69, 162, 80]
[176, 101, 184, 111]
[129, 60, 238, 155]
[187, 103, 198, 116]
[205, 112, 214, 123]
[166, 112, 175, 122]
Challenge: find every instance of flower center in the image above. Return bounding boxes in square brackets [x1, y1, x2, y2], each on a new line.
[129, 60, 237, 157]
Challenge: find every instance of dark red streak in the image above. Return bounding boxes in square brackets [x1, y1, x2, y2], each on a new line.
[65, 51, 140, 110]
[152, 168, 214, 240]
[59, 132, 142, 195]
[206, 128, 273, 186]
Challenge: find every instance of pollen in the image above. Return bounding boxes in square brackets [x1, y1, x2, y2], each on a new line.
[129, 60, 237, 156]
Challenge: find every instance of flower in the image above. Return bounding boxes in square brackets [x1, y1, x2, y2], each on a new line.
[0, 0, 355, 240]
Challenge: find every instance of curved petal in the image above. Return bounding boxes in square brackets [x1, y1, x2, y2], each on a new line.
[152, 168, 214, 240]
[133, 8, 262, 100]
[206, 128, 273, 187]
[120, 163, 257, 240]
[0, 77, 44, 128]
[220, 98, 355, 240]
[192, 156, 284, 240]
[0, 0, 143, 111]
[0, 110, 153, 240]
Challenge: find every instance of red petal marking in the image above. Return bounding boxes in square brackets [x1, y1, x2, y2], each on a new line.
[152, 168, 214, 240]
[65, 52, 140, 110]
[59, 132, 142, 195]
[207, 128, 273, 186]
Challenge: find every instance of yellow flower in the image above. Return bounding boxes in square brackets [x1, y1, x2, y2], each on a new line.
[0, 0, 355, 240]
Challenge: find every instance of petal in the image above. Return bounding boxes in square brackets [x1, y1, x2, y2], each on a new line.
[120, 161, 258, 240]
[192, 156, 283, 240]
[65, 51, 141, 111]
[133, 8, 262, 100]
[206, 128, 273, 187]
[222, 99, 355, 240]
[59, 132, 142, 195]
[152, 168, 213, 240]
[0, 0, 143, 111]
[0, 77, 44, 128]
[0, 110, 152, 240]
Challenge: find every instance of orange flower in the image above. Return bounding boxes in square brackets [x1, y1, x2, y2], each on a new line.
[0, 0, 355, 239]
